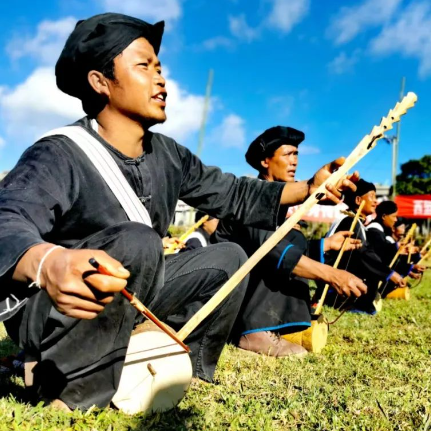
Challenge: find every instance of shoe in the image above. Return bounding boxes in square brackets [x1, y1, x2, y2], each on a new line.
[238, 331, 307, 358]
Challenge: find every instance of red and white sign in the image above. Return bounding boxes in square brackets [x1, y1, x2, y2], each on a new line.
[287, 203, 348, 223]
[395, 194, 431, 219]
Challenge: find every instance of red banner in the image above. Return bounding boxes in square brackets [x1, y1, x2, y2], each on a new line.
[395, 194, 431, 219]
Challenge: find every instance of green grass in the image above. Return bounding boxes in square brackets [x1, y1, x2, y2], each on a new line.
[0, 272, 430, 431]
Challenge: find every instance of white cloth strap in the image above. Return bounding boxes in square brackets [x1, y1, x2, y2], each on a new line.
[41, 126, 152, 227]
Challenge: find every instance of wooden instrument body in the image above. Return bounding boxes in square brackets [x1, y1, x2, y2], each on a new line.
[282, 314, 328, 353]
[385, 287, 411, 300]
[112, 322, 192, 415]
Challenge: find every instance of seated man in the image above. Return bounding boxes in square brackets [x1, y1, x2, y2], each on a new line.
[214, 126, 367, 357]
[0, 14, 357, 410]
[317, 179, 407, 312]
[181, 211, 219, 251]
[366, 201, 423, 296]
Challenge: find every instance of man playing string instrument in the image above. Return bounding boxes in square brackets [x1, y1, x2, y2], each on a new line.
[316, 179, 408, 313]
[0, 13, 359, 410]
[214, 126, 367, 357]
[366, 201, 424, 297]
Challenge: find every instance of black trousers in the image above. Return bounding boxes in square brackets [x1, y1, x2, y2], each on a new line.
[5, 222, 248, 410]
[231, 272, 311, 341]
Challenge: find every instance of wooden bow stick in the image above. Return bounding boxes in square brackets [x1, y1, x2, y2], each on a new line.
[164, 214, 209, 255]
[177, 92, 417, 342]
[420, 238, 431, 256]
[416, 247, 431, 266]
[314, 200, 366, 315]
[378, 223, 417, 295]
[89, 258, 190, 353]
[387, 223, 417, 270]
[407, 239, 416, 264]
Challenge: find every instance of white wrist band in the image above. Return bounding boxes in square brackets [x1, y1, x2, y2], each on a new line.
[29, 245, 64, 289]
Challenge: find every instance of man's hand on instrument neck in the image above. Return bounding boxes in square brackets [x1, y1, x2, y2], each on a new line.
[14, 244, 130, 319]
[162, 236, 185, 250]
[292, 256, 367, 298]
[279, 157, 359, 206]
[308, 157, 359, 205]
[324, 231, 362, 252]
[390, 272, 407, 288]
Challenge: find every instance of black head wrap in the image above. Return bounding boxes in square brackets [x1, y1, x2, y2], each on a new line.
[376, 200, 398, 218]
[343, 179, 376, 210]
[56, 13, 165, 100]
[245, 126, 304, 171]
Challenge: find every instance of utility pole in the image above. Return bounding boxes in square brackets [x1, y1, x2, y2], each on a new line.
[391, 77, 405, 199]
[196, 69, 214, 158]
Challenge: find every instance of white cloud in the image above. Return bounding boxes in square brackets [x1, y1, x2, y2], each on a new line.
[200, 36, 235, 51]
[100, 0, 182, 25]
[267, 0, 310, 33]
[6, 17, 76, 65]
[229, 14, 260, 42]
[300, 145, 320, 155]
[0, 68, 84, 143]
[328, 0, 402, 45]
[267, 95, 294, 118]
[370, 2, 431, 77]
[327, 50, 361, 74]
[208, 114, 246, 149]
[0, 136, 5, 148]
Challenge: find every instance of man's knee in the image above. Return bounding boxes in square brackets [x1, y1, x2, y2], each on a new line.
[212, 242, 248, 277]
[79, 221, 163, 272]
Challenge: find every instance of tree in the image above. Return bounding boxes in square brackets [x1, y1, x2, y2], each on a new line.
[396, 155, 431, 195]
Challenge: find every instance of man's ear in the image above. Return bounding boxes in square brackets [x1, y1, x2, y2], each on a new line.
[260, 158, 269, 170]
[87, 70, 111, 97]
[355, 196, 362, 207]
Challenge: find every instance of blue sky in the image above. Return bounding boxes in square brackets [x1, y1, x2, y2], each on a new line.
[0, 0, 430, 186]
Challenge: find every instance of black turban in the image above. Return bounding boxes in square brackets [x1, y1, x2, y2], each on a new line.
[376, 200, 398, 217]
[56, 13, 165, 99]
[343, 179, 376, 209]
[245, 126, 304, 171]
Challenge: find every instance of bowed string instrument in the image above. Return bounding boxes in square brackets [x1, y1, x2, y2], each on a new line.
[101, 92, 418, 415]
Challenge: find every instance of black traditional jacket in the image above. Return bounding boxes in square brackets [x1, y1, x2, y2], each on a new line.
[0, 117, 287, 320]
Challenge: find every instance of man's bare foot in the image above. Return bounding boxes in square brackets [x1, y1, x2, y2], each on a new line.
[49, 399, 72, 412]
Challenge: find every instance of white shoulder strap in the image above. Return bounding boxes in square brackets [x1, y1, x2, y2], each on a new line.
[40, 126, 152, 227]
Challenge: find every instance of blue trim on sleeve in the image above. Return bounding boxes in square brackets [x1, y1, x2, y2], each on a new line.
[386, 270, 395, 281]
[320, 239, 325, 263]
[241, 321, 311, 336]
[277, 244, 294, 269]
[406, 263, 414, 276]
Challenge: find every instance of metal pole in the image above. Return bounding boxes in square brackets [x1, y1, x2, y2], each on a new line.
[392, 77, 405, 199]
[196, 69, 214, 158]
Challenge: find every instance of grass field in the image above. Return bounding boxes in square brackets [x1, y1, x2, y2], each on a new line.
[0, 272, 430, 431]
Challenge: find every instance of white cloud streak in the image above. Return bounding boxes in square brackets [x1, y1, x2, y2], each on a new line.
[267, 0, 310, 33]
[228, 14, 260, 42]
[328, 0, 402, 45]
[370, 2, 431, 78]
[6, 17, 76, 65]
[200, 36, 235, 51]
[0, 68, 84, 143]
[208, 114, 246, 149]
[300, 145, 320, 155]
[99, 0, 182, 25]
[327, 50, 361, 74]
